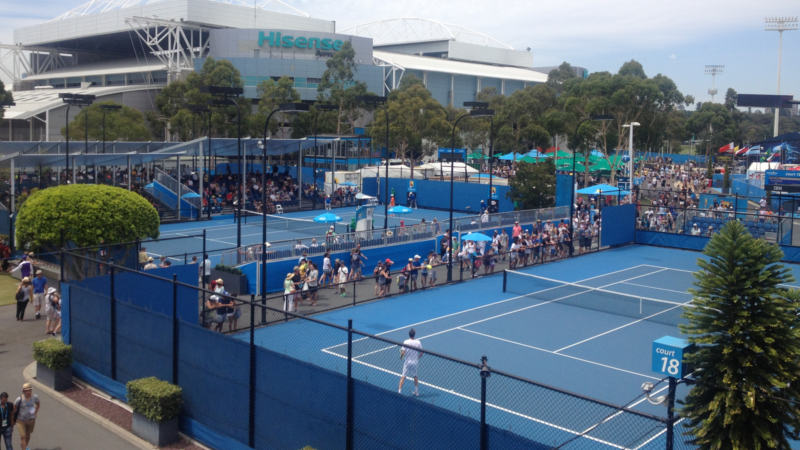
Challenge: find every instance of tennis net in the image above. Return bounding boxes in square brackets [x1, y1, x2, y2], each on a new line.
[503, 270, 697, 327]
[241, 209, 345, 236]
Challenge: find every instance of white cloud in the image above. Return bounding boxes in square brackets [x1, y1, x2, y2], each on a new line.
[669, 53, 677, 61]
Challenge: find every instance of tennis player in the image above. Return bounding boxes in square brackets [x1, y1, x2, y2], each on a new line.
[398, 328, 423, 396]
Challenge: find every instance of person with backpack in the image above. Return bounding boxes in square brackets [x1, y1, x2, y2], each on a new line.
[45, 287, 61, 336]
[15, 278, 33, 321]
[14, 383, 39, 450]
[0, 392, 13, 450]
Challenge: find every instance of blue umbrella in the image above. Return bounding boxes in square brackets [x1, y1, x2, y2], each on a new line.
[313, 212, 342, 223]
[340, 181, 357, 187]
[461, 232, 492, 242]
[388, 205, 412, 214]
[181, 192, 201, 199]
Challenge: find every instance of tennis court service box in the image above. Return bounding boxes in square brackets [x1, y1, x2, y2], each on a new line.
[652, 336, 694, 378]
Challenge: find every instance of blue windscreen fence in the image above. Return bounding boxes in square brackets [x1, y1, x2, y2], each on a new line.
[362, 177, 514, 213]
[555, 174, 573, 207]
[600, 204, 636, 247]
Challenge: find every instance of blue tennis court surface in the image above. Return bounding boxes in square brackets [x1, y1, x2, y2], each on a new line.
[239, 245, 800, 448]
[144, 206, 471, 260]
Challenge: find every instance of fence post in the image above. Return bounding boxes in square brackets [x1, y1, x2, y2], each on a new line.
[346, 319, 354, 450]
[480, 355, 490, 450]
[502, 270, 507, 293]
[249, 294, 256, 448]
[172, 273, 179, 384]
[59, 249, 65, 284]
[352, 279, 357, 306]
[110, 266, 117, 380]
[666, 376, 677, 450]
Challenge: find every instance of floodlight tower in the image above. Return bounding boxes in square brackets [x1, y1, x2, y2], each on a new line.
[704, 65, 724, 103]
[765, 16, 798, 137]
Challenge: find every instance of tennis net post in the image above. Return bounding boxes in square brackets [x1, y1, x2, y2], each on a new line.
[502, 269, 508, 293]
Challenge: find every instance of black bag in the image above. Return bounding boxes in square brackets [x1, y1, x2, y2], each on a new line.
[15, 289, 24, 301]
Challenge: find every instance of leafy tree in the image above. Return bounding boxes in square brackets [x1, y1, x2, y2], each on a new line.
[60, 101, 152, 141]
[546, 62, 578, 95]
[507, 159, 556, 209]
[493, 84, 557, 152]
[249, 76, 300, 138]
[368, 75, 450, 160]
[154, 57, 248, 140]
[724, 87, 738, 111]
[16, 184, 159, 251]
[318, 41, 368, 135]
[0, 80, 13, 119]
[681, 220, 800, 449]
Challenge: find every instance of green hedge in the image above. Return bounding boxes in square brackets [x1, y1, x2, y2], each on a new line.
[126, 377, 182, 422]
[214, 264, 243, 275]
[32, 339, 72, 370]
[16, 184, 159, 251]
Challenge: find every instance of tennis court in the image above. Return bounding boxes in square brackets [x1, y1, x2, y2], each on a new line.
[143, 205, 472, 262]
[241, 245, 800, 448]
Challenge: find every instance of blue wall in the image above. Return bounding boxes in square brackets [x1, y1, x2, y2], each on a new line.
[363, 177, 514, 213]
[556, 174, 573, 207]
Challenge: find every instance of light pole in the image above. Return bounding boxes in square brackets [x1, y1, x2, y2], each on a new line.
[308, 102, 338, 210]
[357, 95, 390, 228]
[464, 102, 493, 213]
[209, 86, 244, 247]
[571, 114, 613, 255]
[261, 102, 309, 314]
[448, 105, 494, 282]
[765, 16, 798, 137]
[704, 65, 724, 103]
[622, 122, 640, 181]
[100, 104, 121, 154]
[190, 106, 213, 220]
[59, 93, 95, 184]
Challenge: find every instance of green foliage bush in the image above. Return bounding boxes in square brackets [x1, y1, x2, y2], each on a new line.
[126, 377, 183, 422]
[214, 264, 243, 275]
[16, 184, 159, 251]
[32, 339, 72, 370]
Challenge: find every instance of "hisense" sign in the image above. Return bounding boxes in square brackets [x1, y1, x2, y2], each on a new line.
[258, 31, 344, 51]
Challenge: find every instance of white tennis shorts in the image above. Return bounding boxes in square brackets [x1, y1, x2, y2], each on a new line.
[402, 362, 418, 378]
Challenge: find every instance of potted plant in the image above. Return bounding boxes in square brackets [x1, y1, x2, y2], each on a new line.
[33, 339, 72, 391]
[127, 377, 182, 446]
[210, 264, 249, 295]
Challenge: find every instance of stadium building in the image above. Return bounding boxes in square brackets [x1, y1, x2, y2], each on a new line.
[0, 0, 549, 141]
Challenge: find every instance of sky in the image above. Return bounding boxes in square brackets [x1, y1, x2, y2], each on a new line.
[0, 0, 798, 106]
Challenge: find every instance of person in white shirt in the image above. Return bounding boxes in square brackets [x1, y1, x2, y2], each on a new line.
[690, 223, 701, 236]
[398, 328, 423, 396]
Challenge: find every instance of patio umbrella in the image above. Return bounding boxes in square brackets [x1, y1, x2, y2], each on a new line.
[313, 212, 342, 223]
[461, 232, 492, 242]
[557, 162, 586, 172]
[519, 156, 539, 163]
[388, 205, 413, 214]
[340, 181, 357, 187]
[181, 192, 201, 199]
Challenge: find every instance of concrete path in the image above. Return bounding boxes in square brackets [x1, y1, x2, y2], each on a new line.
[0, 302, 140, 450]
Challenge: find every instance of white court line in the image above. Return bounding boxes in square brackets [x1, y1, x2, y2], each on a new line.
[633, 418, 684, 449]
[323, 264, 654, 352]
[553, 300, 686, 354]
[456, 327, 661, 381]
[621, 281, 692, 296]
[320, 347, 628, 449]
[340, 267, 670, 361]
[641, 264, 693, 273]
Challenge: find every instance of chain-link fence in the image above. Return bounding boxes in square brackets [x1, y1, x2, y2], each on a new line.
[62, 252, 686, 449]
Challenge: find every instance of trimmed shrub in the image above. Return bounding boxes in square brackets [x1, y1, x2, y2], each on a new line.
[214, 264, 243, 275]
[16, 184, 159, 251]
[126, 377, 183, 423]
[32, 339, 72, 370]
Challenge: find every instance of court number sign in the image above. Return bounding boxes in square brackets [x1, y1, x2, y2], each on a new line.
[651, 336, 693, 378]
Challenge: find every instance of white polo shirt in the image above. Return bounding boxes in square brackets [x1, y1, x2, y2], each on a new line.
[402, 338, 423, 366]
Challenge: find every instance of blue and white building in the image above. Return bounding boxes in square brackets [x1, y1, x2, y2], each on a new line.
[0, 0, 550, 141]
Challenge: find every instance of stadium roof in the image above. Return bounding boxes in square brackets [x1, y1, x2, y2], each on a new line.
[4, 84, 163, 121]
[22, 60, 166, 81]
[345, 18, 513, 49]
[373, 50, 547, 84]
[52, 0, 310, 21]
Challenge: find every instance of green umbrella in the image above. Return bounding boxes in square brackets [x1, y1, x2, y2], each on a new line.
[557, 161, 586, 172]
[548, 150, 574, 159]
[519, 156, 539, 163]
[467, 152, 487, 160]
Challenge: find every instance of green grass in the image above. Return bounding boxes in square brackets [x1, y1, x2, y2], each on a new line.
[0, 274, 20, 306]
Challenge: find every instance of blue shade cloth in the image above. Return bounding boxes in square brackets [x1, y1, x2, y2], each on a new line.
[576, 183, 624, 195]
[461, 232, 492, 242]
[600, 204, 636, 247]
[181, 192, 201, 198]
[388, 205, 412, 214]
[313, 212, 342, 223]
